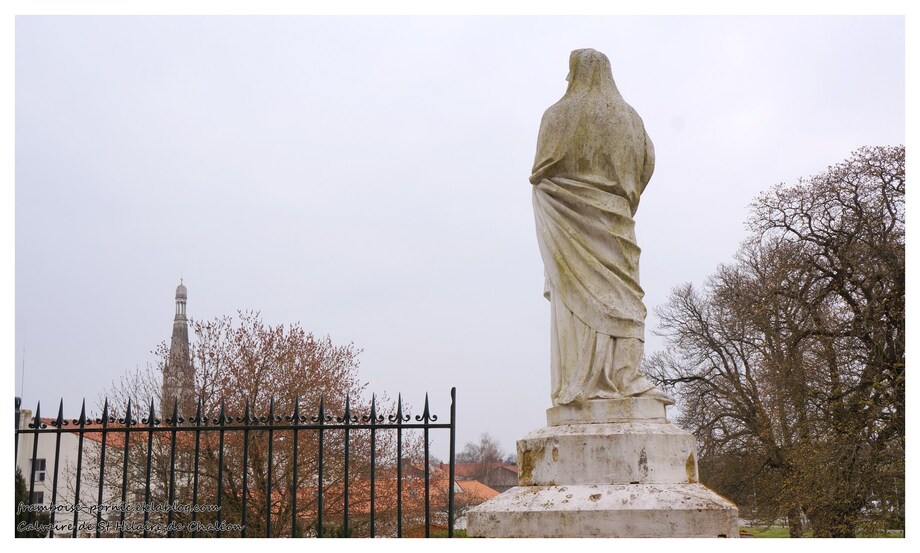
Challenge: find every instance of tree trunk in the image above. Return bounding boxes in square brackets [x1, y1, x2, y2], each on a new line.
[787, 507, 803, 538]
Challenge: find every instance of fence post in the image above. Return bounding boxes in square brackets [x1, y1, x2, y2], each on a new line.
[266, 398, 275, 538]
[448, 387, 456, 537]
[216, 401, 226, 537]
[315, 396, 325, 538]
[14, 397, 21, 463]
[71, 401, 86, 537]
[291, 397, 300, 538]
[369, 394, 377, 538]
[343, 394, 351, 537]
[423, 393, 431, 538]
[118, 400, 133, 538]
[240, 400, 251, 538]
[142, 400, 156, 537]
[167, 400, 179, 537]
[396, 394, 403, 538]
[191, 398, 202, 537]
[49, 400, 65, 538]
[26, 402, 41, 531]
[95, 399, 109, 537]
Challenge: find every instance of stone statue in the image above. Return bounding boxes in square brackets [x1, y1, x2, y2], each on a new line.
[530, 48, 673, 406]
[467, 49, 738, 538]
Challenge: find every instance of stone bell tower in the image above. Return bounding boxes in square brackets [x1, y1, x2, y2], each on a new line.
[161, 280, 195, 417]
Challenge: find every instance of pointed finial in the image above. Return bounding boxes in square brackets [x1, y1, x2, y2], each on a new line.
[32, 402, 41, 429]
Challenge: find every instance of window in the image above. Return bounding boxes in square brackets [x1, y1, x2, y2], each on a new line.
[30, 491, 44, 505]
[32, 458, 46, 482]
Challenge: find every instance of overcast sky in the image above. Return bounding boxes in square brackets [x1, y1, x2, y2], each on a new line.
[12, 15, 905, 458]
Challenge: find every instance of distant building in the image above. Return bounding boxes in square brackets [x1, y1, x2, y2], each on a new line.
[15, 408, 117, 537]
[447, 462, 518, 493]
[482, 464, 517, 493]
[15, 283, 198, 537]
[160, 280, 195, 417]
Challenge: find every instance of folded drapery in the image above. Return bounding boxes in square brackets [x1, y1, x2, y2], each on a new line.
[529, 48, 670, 406]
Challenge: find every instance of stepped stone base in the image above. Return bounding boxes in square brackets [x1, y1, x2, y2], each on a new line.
[466, 398, 739, 538]
[547, 397, 667, 425]
[466, 483, 739, 538]
[518, 422, 698, 485]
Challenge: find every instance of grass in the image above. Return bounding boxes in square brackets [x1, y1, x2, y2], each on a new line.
[741, 527, 904, 538]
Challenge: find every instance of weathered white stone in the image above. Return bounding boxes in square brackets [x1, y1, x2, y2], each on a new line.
[547, 397, 666, 425]
[466, 484, 739, 538]
[465, 48, 739, 538]
[517, 422, 698, 486]
[530, 48, 673, 407]
[467, 396, 739, 537]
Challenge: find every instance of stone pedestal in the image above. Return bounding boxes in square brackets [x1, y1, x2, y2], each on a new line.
[466, 398, 738, 538]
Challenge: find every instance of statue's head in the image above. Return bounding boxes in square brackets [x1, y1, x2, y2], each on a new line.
[566, 48, 616, 94]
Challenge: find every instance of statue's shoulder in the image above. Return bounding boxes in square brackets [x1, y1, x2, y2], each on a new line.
[619, 100, 645, 126]
[541, 98, 565, 119]
[539, 97, 575, 132]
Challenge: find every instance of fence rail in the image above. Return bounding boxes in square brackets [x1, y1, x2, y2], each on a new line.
[14, 388, 456, 538]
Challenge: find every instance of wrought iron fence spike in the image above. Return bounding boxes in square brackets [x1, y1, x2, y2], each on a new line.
[32, 402, 41, 428]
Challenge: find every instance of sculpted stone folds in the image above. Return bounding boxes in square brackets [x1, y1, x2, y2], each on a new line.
[530, 48, 671, 406]
[466, 49, 738, 538]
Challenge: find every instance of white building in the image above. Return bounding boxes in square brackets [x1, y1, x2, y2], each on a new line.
[15, 282, 192, 537]
[16, 406, 116, 537]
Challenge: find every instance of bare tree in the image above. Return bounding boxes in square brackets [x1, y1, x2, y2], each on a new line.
[457, 433, 505, 483]
[648, 146, 904, 537]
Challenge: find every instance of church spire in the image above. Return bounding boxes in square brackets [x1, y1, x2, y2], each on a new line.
[175, 278, 188, 321]
[161, 280, 195, 417]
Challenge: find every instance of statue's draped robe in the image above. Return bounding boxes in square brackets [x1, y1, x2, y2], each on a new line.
[530, 49, 658, 405]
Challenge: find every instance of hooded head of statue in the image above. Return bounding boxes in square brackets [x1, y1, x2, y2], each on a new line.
[565, 48, 620, 97]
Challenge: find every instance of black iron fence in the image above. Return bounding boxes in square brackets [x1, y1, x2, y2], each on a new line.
[14, 389, 456, 538]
